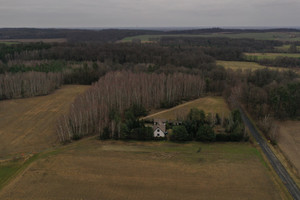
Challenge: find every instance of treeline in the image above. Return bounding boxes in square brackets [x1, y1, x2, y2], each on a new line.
[169, 109, 248, 142]
[0, 72, 62, 100]
[160, 36, 283, 52]
[0, 60, 67, 73]
[1, 28, 299, 42]
[56, 71, 206, 142]
[226, 69, 300, 143]
[8, 43, 215, 69]
[237, 69, 299, 119]
[0, 28, 161, 42]
[0, 42, 51, 63]
[255, 57, 300, 68]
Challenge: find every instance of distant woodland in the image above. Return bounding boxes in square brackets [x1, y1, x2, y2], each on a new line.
[0, 28, 300, 143]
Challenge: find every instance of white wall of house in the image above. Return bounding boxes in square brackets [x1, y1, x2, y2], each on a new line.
[153, 128, 166, 137]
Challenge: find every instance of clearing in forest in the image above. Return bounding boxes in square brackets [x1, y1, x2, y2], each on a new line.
[217, 60, 287, 71]
[0, 140, 286, 200]
[143, 96, 230, 121]
[0, 85, 89, 159]
[245, 52, 300, 60]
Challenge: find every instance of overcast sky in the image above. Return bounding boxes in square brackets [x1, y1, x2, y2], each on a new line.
[0, 0, 299, 28]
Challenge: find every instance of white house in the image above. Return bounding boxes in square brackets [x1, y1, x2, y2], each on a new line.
[153, 119, 167, 137]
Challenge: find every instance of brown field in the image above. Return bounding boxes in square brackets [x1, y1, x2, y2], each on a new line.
[277, 121, 300, 177]
[0, 140, 285, 200]
[143, 96, 231, 121]
[0, 85, 89, 159]
[0, 38, 67, 43]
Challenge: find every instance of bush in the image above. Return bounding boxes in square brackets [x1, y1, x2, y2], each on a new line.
[229, 133, 244, 142]
[169, 126, 191, 141]
[216, 133, 230, 141]
[196, 124, 216, 142]
[130, 127, 153, 140]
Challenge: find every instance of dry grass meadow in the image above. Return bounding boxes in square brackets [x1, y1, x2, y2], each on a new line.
[0, 139, 285, 200]
[0, 89, 290, 199]
[277, 121, 300, 178]
[0, 85, 89, 159]
[143, 96, 231, 121]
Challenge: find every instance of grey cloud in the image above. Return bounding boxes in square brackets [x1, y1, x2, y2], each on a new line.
[0, 0, 299, 27]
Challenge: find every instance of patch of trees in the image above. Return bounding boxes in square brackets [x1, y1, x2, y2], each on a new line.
[0, 72, 62, 100]
[100, 104, 153, 140]
[228, 69, 300, 143]
[0, 60, 67, 74]
[169, 109, 248, 142]
[14, 43, 216, 69]
[160, 37, 283, 53]
[56, 71, 206, 142]
[0, 42, 51, 63]
[0, 28, 161, 43]
[257, 57, 300, 68]
[202, 47, 244, 61]
[239, 69, 299, 119]
[167, 28, 300, 35]
[1, 28, 299, 42]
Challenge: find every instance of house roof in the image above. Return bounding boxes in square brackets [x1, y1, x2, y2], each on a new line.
[154, 125, 166, 133]
[153, 118, 166, 133]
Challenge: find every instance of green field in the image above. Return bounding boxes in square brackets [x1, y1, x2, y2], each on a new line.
[122, 32, 300, 42]
[217, 60, 286, 71]
[0, 41, 19, 45]
[245, 52, 300, 60]
[275, 45, 300, 52]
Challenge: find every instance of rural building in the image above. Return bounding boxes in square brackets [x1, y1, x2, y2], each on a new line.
[153, 119, 167, 137]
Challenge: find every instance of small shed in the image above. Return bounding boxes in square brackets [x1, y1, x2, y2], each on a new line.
[153, 119, 167, 137]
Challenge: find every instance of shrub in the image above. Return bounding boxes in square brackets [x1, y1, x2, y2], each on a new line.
[130, 127, 153, 140]
[196, 124, 216, 142]
[169, 126, 191, 141]
[216, 133, 230, 141]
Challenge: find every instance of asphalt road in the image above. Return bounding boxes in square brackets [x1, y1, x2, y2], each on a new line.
[240, 108, 300, 200]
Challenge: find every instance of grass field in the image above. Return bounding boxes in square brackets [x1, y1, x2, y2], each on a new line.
[217, 60, 288, 71]
[0, 38, 67, 43]
[245, 52, 300, 60]
[277, 121, 300, 178]
[0, 85, 89, 159]
[122, 32, 300, 42]
[0, 41, 19, 45]
[275, 45, 300, 52]
[0, 139, 286, 200]
[143, 96, 230, 121]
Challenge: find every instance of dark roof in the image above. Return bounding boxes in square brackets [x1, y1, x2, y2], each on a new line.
[154, 119, 166, 132]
